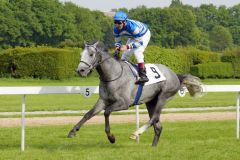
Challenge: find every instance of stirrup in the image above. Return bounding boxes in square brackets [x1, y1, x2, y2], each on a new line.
[135, 77, 149, 85]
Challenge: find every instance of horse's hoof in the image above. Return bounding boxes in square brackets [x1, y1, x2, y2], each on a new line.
[67, 131, 76, 138]
[108, 135, 116, 143]
[129, 133, 138, 140]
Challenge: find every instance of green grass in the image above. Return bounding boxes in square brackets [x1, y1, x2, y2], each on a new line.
[0, 77, 239, 86]
[0, 120, 239, 160]
[202, 79, 240, 85]
[0, 92, 237, 112]
[0, 77, 239, 112]
[0, 77, 99, 86]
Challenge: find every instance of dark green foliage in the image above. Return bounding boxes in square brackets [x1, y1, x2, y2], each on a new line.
[0, 47, 81, 79]
[0, 0, 113, 49]
[129, 7, 200, 48]
[209, 25, 233, 51]
[0, 0, 240, 50]
[190, 62, 234, 78]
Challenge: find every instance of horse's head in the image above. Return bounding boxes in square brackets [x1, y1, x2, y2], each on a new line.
[76, 41, 103, 77]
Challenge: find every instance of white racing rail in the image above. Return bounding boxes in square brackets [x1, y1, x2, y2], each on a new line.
[0, 86, 99, 152]
[0, 85, 240, 151]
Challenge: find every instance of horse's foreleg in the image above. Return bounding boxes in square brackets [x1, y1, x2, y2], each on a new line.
[104, 110, 115, 143]
[68, 99, 105, 138]
[104, 99, 128, 143]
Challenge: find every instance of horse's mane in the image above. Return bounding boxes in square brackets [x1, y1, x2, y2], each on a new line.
[86, 40, 109, 53]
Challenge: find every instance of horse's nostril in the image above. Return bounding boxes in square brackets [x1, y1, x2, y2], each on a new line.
[80, 69, 85, 72]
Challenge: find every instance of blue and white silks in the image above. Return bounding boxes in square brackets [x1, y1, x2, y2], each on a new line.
[114, 19, 149, 49]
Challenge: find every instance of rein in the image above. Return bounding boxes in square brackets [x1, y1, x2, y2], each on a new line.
[80, 45, 123, 83]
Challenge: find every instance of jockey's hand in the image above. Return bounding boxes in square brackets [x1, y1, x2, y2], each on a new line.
[114, 49, 120, 60]
[113, 50, 120, 60]
[120, 45, 128, 51]
[115, 46, 120, 52]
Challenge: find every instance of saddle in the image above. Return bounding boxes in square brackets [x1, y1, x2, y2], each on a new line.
[124, 61, 166, 86]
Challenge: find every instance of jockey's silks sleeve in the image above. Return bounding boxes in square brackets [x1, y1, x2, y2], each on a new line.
[114, 19, 148, 49]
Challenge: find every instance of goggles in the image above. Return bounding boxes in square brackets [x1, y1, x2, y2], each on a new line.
[114, 20, 123, 25]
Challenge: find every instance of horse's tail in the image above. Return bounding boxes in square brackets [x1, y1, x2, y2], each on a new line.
[177, 74, 204, 98]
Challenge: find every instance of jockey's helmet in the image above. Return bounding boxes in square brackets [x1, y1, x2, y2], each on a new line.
[114, 11, 128, 21]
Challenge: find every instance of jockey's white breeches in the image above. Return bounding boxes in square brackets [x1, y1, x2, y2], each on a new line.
[121, 30, 151, 63]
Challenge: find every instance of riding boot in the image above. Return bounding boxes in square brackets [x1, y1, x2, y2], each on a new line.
[136, 67, 149, 84]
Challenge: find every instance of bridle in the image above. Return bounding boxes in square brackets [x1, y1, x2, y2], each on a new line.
[79, 44, 123, 82]
[79, 44, 104, 70]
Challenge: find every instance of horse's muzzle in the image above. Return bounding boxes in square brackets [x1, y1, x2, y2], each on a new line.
[76, 68, 91, 77]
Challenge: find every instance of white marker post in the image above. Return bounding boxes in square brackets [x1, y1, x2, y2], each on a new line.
[21, 95, 26, 152]
[136, 105, 140, 142]
[237, 92, 240, 140]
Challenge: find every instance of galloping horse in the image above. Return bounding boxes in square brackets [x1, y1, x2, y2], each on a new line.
[68, 41, 203, 146]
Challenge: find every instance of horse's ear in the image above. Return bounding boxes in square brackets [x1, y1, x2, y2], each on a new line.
[84, 40, 88, 47]
[93, 41, 99, 48]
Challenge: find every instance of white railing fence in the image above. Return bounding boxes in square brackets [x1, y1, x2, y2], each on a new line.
[0, 85, 239, 151]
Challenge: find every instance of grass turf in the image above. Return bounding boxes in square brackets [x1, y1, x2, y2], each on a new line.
[0, 120, 240, 160]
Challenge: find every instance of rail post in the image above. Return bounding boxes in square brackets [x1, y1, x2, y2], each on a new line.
[237, 92, 240, 140]
[135, 105, 140, 142]
[21, 95, 26, 152]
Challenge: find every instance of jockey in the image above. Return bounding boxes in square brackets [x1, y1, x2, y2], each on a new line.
[113, 11, 151, 84]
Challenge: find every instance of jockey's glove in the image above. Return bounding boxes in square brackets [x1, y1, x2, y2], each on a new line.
[114, 50, 120, 60]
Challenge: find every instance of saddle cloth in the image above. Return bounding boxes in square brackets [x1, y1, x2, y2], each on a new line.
[125, 62, 166, 85]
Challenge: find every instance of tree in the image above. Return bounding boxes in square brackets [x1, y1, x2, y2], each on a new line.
[228, 4, 240, 45]
[209, 25, 233, 51]
[170, 0, 183, 8]
[0, 0, 21, 48]
[194, 4, 219, 32]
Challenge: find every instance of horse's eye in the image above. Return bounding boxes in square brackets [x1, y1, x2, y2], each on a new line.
[90, 54, 93, 57]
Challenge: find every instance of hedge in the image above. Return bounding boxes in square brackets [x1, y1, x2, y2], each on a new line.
[221, 55, 240, 78]
[144, 46, 191, 73]
[190, 62, 234, 78]
[176, 47, 220, 65]
[0, 47, 81, 79]
[232, 57, 240, 78]
[0, 45, 233, 79]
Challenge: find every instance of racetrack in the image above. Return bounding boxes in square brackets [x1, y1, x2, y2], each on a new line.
[0, 111, 235, 127]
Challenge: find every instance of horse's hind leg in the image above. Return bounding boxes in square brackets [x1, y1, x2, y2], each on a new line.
[68, 99, 105, 138]
[130, 94, 166, 146]
[130, 96, 158, 139]
[152, 120, 162, 146]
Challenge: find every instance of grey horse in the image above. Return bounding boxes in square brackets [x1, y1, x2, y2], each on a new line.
[68, 41, 203, 146]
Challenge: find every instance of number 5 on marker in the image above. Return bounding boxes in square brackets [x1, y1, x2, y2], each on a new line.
[82, 87, 92, 98]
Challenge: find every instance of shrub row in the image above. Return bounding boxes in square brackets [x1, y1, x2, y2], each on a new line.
[175, 47, 220, 65]
[0, 47, 81, 79]
[0, 45, 236, 79]
[190, 62, 234, 78]
[221, 56, 240, 78]
[144, 46, 221, 74]
[144, 46, 191, 73]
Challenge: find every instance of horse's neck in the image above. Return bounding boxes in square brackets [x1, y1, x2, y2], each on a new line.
[96, 53, 122, 81]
